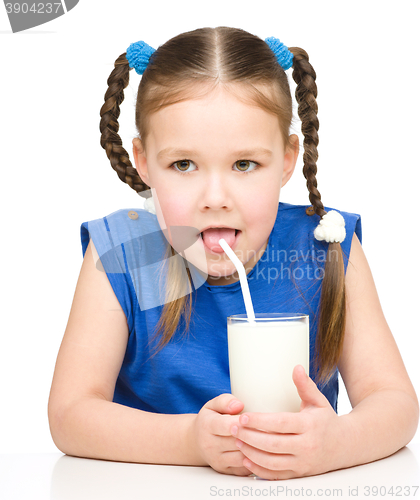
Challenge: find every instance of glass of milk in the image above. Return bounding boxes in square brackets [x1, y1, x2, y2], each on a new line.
[227, 313, 309, 413]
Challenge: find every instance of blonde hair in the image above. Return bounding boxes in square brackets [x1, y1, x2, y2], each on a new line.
[99, 27, 346, 384]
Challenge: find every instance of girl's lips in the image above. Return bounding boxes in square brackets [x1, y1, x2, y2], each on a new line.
[199, 230, 241, 254]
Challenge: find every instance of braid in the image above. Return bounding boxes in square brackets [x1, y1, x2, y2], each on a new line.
[99, 53, 149, 196]
[290, 47, 346, 385]
[289, 48, 325, 218]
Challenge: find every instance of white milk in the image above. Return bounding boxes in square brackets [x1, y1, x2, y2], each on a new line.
[228, 319, 309, 413]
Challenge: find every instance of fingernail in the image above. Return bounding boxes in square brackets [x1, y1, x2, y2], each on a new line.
[231, 425, 238, 436]
[228, 400, 240, 410]
[236, 439, 243, 448]
[243, 458, 253, 469]
[239, 414, 249, 425]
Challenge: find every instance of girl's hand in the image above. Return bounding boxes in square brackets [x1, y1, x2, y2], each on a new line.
[230, 365, 343, 480]
[193, 394, 252, 476]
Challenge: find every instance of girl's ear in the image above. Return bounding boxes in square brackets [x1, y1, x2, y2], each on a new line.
[281, 134, 300, 187]
[132, 138, 151, 187]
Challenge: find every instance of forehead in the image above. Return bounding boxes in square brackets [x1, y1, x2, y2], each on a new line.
[146, 85, 284, 154]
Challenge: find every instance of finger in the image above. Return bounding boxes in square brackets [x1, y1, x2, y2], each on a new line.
[210, 415, 244, 437]
[221, 450, 249, 469]
[204, 393, 244, 415]
[222, 450, 253, 476]
[232, 426, 300, 454]
[238, 441, 297, 475]
[292, 365, 330, 409]
[213, 435, 245, 451]
[237, 411, 305, 435]
[226, 466, 254, 477]
[242, 457, 298, 480]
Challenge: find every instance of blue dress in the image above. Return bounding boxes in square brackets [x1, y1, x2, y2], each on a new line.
[81, 202, 362, 414]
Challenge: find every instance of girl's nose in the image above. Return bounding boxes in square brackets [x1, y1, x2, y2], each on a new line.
[200, 172, 232, 210]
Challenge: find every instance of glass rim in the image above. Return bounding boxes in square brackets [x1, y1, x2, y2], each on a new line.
[227, 313, 308, 322]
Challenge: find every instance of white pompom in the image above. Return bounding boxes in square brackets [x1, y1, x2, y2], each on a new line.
[314, 210, 346, 243]
[144, 196, 156, 215]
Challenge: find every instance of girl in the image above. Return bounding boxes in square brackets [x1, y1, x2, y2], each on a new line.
[48, 27, 418, 480]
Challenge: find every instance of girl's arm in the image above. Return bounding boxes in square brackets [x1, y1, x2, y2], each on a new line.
[335, 233, 419, 465]
[48, 240, 197, 464]
[48, 241, 247, 472]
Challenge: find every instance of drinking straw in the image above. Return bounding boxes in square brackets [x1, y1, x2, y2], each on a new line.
[219, 238, 256, 323]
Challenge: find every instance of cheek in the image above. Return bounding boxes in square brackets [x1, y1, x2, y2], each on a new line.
[246, 198, 277, 225]
[159, 196, 192, 227]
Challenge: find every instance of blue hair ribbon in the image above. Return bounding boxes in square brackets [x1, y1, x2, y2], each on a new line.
[126, 37, 293, 75]
[126, 41, 156, 75]
[264, 37, 294, 71]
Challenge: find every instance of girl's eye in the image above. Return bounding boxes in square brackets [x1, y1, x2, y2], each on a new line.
[234, 160, 259, 172]
[172, 160, 196, 173]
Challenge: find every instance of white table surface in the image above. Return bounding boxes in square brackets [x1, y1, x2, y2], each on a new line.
[1, 444, 419, 500]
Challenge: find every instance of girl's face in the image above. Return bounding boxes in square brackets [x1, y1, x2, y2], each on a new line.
[133, 85, 299, 285]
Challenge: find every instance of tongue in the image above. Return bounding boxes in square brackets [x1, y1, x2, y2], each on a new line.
[202, 228, 236, 252]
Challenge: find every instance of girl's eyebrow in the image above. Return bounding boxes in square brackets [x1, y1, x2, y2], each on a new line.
[157, 148, 200, 160]
[232, 148, 273, 158]
[157, 147, 273, 160]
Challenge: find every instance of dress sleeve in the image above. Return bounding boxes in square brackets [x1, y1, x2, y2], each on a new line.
[80, 208, 183, 327]
[80, 211, 135, 333]
[337, 209, 362, 274]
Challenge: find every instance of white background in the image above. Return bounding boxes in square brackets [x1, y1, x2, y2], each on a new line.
[0, 0, 419, 453]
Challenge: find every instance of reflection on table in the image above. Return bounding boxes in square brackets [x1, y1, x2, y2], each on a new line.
[1, 444, 419, 500]
[51, 444, 419, 499]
